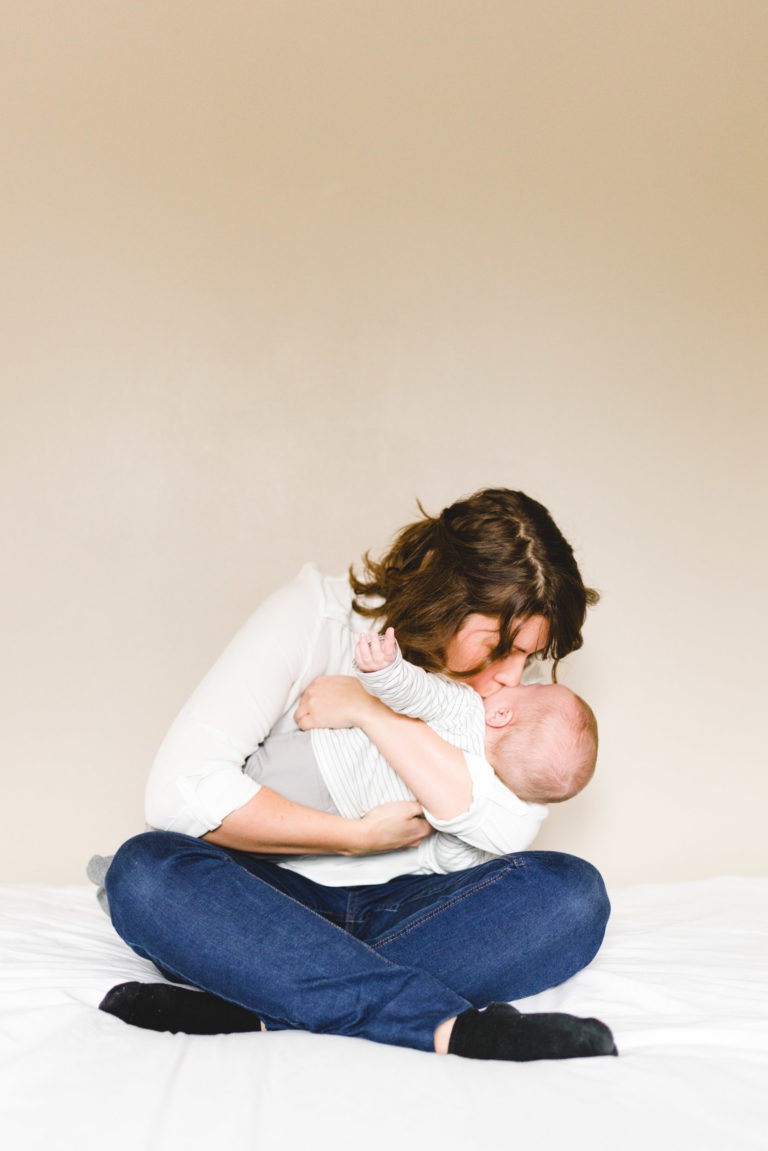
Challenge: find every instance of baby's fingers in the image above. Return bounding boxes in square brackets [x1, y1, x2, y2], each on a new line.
[368, 631, 384, 662]
[370, 627, 396, 667]
[354, 632, 375, 671]
[381, 626, 397, 661]
[355, 629, 397, 671]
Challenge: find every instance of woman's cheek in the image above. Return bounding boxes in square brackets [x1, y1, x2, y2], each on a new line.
[455, 667, 496, 697]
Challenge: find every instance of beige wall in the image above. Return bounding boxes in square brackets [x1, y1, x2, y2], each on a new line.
[2, 2, 766, 886]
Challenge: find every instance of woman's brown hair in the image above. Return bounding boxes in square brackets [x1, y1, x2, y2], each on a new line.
[349, 488, 599, 676]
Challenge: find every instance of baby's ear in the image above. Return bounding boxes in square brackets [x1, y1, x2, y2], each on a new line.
[485, 704, 513, 728]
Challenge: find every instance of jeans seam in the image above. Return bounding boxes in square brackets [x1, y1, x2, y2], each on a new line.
[371, 860, 524, 950]
[344, 890, 361, 931]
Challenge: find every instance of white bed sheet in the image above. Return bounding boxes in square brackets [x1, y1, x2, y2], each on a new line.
[1, 876, 766, 1151]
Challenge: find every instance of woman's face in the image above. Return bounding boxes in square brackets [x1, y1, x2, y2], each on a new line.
[444, 613, 550, 698]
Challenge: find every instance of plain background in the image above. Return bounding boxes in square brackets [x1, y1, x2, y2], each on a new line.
[2, 1, 766, 886]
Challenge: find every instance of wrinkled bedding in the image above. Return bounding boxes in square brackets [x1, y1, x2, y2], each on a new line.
[1, 877, 766, 1151]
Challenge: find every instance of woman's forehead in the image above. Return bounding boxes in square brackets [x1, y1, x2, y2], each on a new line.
[458, 613, 500, 635]
[461, 613, 549, 650]
[509, 615, 550, 653]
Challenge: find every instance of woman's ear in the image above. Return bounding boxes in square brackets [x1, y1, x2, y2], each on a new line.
[485, 704, 514, 728]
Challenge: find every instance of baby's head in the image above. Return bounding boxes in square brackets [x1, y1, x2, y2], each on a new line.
[483, 683, 597, 804]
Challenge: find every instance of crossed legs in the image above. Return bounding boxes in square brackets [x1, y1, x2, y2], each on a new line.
[102, 833, 615, 1059]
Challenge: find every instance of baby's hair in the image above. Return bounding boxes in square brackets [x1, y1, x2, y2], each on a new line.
[492, 689, 598, 804]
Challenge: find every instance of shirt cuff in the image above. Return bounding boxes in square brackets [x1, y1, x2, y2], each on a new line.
[170, 768, 262, 837]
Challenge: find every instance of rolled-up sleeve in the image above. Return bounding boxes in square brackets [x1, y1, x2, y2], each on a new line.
[422, 752, 548, 855]
[145, 565, 338, 835]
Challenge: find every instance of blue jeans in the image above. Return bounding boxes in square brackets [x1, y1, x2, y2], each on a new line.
[106, 832, 610, 1052]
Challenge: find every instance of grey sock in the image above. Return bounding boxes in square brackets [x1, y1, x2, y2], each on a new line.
[86, 854, 114, 918]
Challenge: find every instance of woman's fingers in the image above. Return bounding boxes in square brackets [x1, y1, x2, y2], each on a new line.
[295, 675, 372, 728]
[358, 802, 432, 853]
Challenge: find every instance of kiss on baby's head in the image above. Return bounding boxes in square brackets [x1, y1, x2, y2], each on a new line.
[483, 683, 597, 805]
[355, 626, 597, 809]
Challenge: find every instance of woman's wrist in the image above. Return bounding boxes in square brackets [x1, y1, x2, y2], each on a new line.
[341, 819, 371, 856]
[205, 789, 429, 857]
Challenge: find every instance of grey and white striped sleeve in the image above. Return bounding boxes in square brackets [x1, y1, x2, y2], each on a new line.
[355, 648, 476, 728]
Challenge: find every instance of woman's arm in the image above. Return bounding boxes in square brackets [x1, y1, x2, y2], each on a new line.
[147, 566, 431, 855]
[203, 788, 431, 855]
[296, 677, 547, 852]
[295, 677, 473, 820]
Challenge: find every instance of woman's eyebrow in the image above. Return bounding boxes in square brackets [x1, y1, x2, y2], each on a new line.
[511, 642, 545, 656]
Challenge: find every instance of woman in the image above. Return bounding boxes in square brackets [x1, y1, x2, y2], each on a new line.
[102, 488, 615, 1061]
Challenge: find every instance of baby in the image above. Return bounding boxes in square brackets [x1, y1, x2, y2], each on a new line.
[89, 631, 597, 911]
[91, 630, 598, 906]
[353, 627, 597, 806]
[243, 626, 597, 879]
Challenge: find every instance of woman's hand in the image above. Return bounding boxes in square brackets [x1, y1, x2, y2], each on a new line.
[295, 675, 381, 730]
[350, 801, 432, 855]
[206, 789, 431, 857]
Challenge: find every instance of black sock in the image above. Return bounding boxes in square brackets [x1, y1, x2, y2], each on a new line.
[99, 982, 263, 1035]
[448, 1002, 618, 1061]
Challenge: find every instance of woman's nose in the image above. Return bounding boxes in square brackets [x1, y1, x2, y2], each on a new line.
[490, 654, 526, 687]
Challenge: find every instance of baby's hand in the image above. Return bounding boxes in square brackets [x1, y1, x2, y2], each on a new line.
[355, 627, 398, 673]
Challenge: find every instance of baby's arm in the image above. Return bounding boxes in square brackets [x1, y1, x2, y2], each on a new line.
[296, 676, 472, 820]
[296, 678, 546, 855]
[354, 630, 474, 727]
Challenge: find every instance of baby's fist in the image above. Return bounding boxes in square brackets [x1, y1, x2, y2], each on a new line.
[355, 627, 398, 672]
